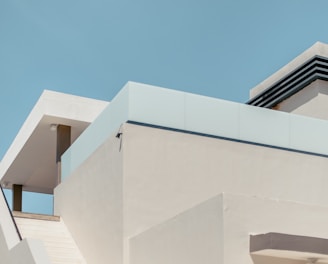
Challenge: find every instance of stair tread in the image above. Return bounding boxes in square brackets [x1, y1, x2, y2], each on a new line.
[14, 216, 86, 264]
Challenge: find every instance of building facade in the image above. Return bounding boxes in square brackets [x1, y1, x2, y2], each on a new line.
[1, 42, 328, 264]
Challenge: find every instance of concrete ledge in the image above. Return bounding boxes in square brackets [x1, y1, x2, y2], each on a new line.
[12, 211, 60, 221]
[250, 232, 328, 261]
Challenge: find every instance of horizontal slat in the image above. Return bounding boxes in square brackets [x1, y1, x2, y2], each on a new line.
[247, 56, 328, 107]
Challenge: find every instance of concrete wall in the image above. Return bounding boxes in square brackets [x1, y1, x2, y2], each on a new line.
[0, 225, 11, 263]
[129, 193, 327, 264]
[129, 195, 223, 264]
[54, 132, 123, 264]
[0, 189, 50, 263]
[11, 238, 50, 264]
[276, 79, 328, 120]
[0, 189, 19, 249]
[123, 123, 328, 238]
[54, 117, 328, 264]
[0, 225, 50, 264]
[222, 193, 328, 264]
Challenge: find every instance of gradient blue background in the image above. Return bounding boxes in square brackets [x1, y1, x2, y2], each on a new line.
[1, 0, 328, 214]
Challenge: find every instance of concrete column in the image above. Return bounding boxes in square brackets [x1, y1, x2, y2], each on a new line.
[56, 125, 71, 184]
[56, 125, 71, 163]
[13, 184, 22, 212]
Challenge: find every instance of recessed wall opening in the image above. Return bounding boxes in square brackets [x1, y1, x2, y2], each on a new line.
[3, 189, 53, 215]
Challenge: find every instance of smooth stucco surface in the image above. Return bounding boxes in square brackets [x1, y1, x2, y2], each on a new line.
[0, 225, 11, 263]
[129, 193, 328, 264]
[0, 225, 50, 264]
[122, 123, 328, 237]
[55, 121, 328, 263]
[20, 77, 328, 263]
[11, 238, 51, 264]
[0, 189, 20, 249]
[224, 193, 328, 264]
[0, 158, 51, 263]
[276, 79, 328, 120]
[129, 195, 223, 264]
[130, 193, 328, 264]
[54, 132, 123, 264]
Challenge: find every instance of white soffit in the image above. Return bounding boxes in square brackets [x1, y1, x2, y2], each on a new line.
[0, 90, 109, 194]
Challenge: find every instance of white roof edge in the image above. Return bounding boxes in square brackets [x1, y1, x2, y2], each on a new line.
[62, 81, 328, 179]
[250, 41, 328, 99]
[0, 90, 109, 181]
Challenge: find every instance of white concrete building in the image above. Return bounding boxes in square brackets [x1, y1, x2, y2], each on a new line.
[1, 42, 328, 264]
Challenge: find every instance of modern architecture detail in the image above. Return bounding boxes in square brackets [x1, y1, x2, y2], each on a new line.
[1, 42, 328, 263]
[247, 55, 328, 108]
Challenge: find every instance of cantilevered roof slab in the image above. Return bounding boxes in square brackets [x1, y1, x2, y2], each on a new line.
[0, 90, 108, 194]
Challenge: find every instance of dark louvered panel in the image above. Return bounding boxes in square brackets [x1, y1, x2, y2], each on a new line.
[247, 56, 328, 108]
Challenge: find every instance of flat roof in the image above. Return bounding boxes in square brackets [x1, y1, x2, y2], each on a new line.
[62, 81, 328, 180]
[4, 82, 328, 189]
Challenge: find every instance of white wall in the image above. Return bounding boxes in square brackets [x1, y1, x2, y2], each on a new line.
[123, 123, 328, 239]
[0, 225, 50, 264]
[54, 132, 123, 264]
[10, 238, 51, 264]
[0, 191, 50, 263]
[55, 119, 328, 264]
[0, 189, 19, 249]
[129, 193, 326, 264]
[276, 79, 328, 120]
[0, 225, 11, 263]
[222, 193, 328, 264]
[15, 176, 327, 264]
[129, 195, 224, 264]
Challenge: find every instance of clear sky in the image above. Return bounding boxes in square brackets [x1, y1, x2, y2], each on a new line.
[1, 0, 328, 214]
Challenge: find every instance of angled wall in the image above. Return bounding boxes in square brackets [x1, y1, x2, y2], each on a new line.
[222, 193, 328, 264]
[0, 225, 50, 264]
[128, 193, 328, 264]
[55, 81, 328, 264]
[0, 189, 20, 249]
[54, 132, 123, 264]
[129, 195, 224, 264]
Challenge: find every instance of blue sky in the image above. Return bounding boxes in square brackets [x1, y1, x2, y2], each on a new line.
[1, 0, 328, 214]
